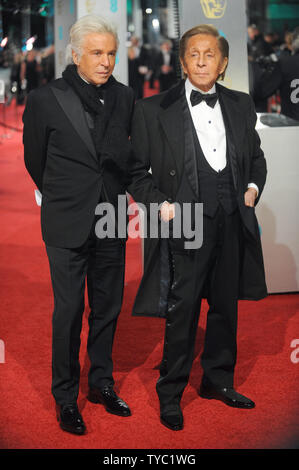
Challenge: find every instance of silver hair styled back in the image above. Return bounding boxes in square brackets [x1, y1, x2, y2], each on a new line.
[65, 14, 119, 64]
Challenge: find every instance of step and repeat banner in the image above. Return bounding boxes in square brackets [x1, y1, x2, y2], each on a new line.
[54, 0, 127, 84]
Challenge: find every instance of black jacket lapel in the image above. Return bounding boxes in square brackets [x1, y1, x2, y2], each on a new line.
[158, 84, 185, 181]
[217, 83, 246, 190]
[158, 80, 199, 199]
[50, 84, 97, 161]
[180, 94, 199, 199]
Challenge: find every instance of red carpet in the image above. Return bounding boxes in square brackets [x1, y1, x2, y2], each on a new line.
[0, 100, 299, 449]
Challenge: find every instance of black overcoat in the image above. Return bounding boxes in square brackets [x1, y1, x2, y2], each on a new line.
[128, 80, 268, 318]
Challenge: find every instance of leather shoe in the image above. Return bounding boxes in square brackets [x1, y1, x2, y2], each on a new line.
[199, 380, 255, 409]
[160, 405, 184, 431]
[57, 403, 86, 435]
[88, 385, 131, 417]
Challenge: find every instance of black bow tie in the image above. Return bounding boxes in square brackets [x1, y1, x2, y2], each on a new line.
[190, 89, 218, 108]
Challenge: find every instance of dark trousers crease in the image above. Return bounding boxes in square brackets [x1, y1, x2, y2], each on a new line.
[46, 224, 125, 406]
[157, 206, 241, 410]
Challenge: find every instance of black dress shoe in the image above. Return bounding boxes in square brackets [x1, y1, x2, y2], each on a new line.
[160, 406, 184, 431]
[57, 403, 86, 435]
[199, 381, 255, 409]
[88, 385, 131, 417]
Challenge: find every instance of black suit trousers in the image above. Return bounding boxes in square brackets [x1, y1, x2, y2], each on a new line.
[46, 223, 125, 406]
[157, 206, 241, 410]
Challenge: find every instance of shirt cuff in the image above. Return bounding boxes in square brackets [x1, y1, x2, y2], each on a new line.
[247, 183, 259, 197]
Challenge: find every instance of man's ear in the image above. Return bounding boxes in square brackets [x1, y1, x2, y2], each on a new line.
[180, 57, 187, 75]
[72, 50, 79, 66]
[219, 56, 228, 76]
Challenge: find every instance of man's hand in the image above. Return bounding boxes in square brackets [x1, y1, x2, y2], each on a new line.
[244, 187, 257, 207]
[160, 201, 175, 222]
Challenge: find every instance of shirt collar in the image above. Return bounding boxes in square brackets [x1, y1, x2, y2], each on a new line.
[185, 78, 216, 97]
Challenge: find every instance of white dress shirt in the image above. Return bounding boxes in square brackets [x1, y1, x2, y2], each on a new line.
[185, 78, 258, 195]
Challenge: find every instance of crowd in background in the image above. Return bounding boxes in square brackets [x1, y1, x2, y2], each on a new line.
[2, 44, 55, 106]
[0, 23, 299, 122]
[128, 36, 178, 100]
[247, 24, 299, 121]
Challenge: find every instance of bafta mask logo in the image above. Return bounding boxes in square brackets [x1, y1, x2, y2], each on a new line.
[200, 0, 227, 19]
[85, 0, 96, 13]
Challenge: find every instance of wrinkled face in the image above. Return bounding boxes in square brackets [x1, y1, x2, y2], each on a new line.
[180, 33, 228, 92]
[72, 32, 117, 85]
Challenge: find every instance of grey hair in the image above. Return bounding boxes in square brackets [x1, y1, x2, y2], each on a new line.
[65, 15, 119, 64]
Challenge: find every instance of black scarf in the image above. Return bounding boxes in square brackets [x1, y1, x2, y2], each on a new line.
[62, 64, 114, 155]
[62, 64, 131, 181]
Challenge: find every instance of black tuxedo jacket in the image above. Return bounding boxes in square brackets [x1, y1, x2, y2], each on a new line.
[23, 76, 134, 248]
[128, 80, 267, 317]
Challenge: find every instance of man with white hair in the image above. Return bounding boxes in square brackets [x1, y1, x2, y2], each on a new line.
[23, 15, 135, 435]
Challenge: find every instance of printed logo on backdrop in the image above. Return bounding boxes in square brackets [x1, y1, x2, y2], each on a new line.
[58, 25, 63, 40]
[84, 0, 118, 14]
[56, 0, 63, 15]
[83, 0, 119, 15]
[110, 0, 118, 13]
[69, 0, 75, 15]
[85, 0, 96, 13]
[200, 0, 227, 19]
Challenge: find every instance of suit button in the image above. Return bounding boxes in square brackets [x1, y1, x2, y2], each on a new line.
[169, 169, 176, 176]
[167, 197, 173, 203]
